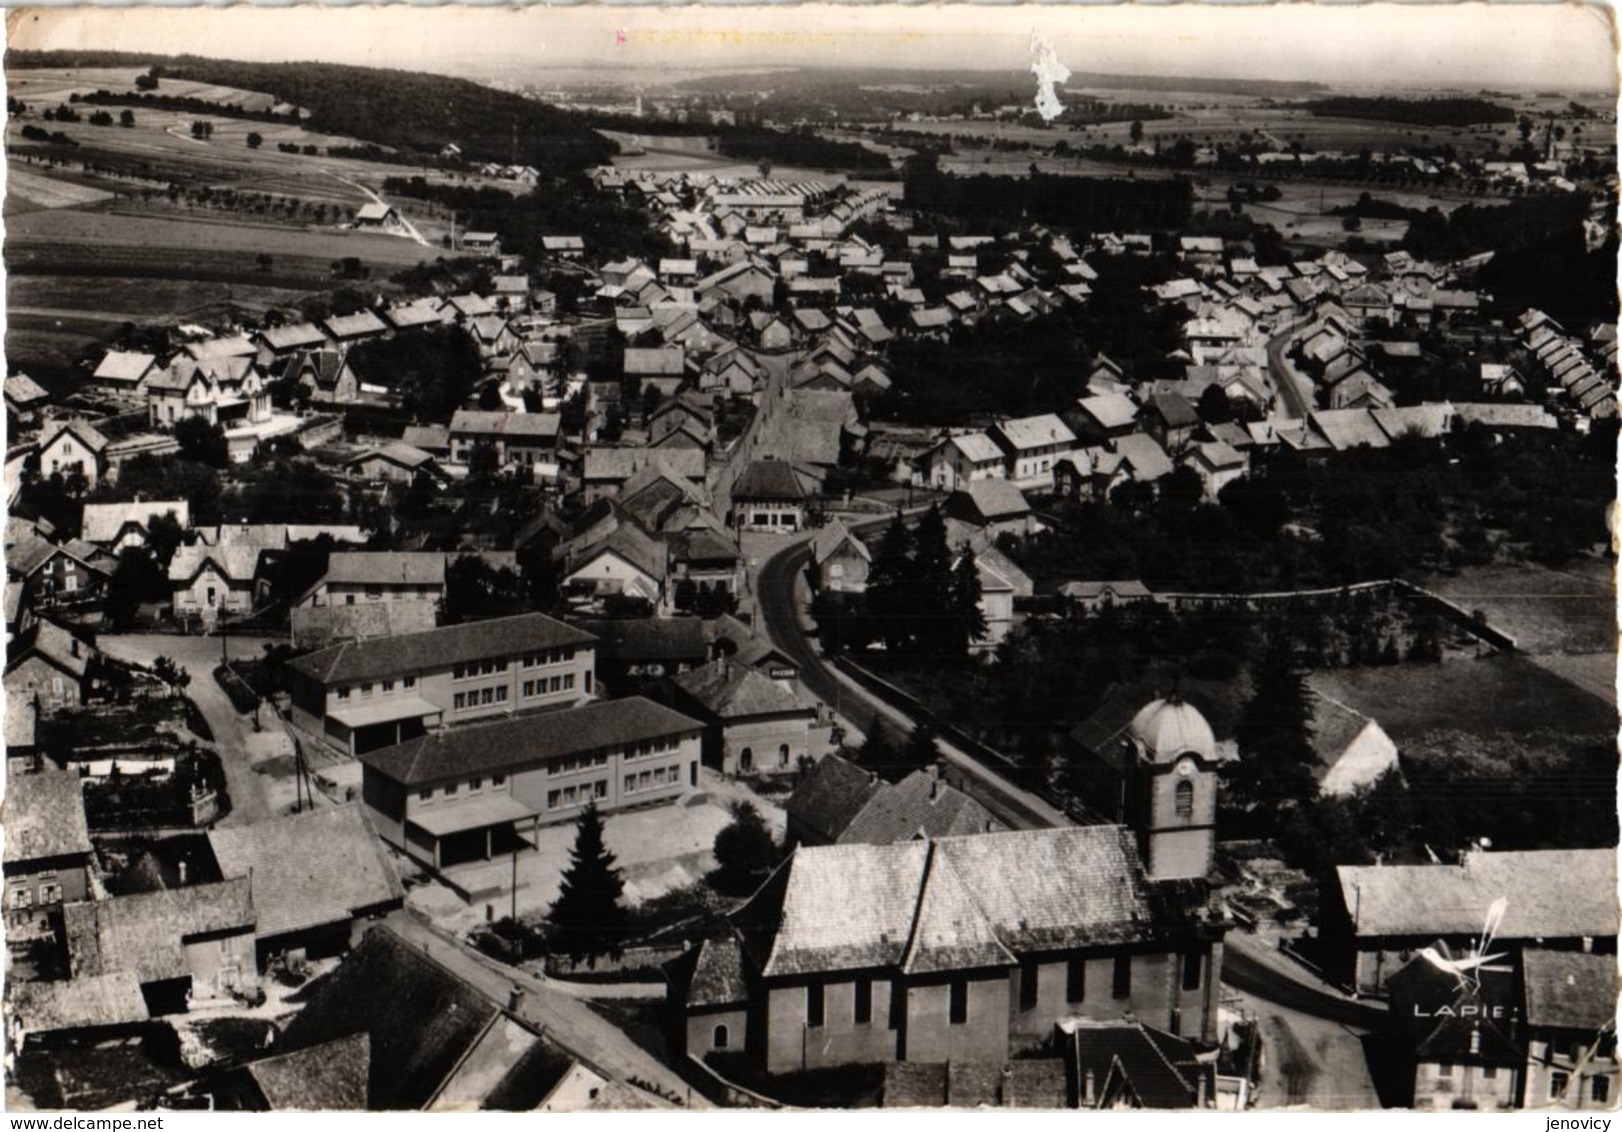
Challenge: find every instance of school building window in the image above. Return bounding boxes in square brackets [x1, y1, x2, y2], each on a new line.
[854, 977, 872, 1025]
[949, 980, 968, 1025]
[806, 984, 825, 1028]
[1066, 959, 1086, 1004]
[1113, 955, 1132, 999]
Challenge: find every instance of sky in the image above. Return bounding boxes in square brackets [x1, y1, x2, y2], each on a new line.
[7, 3, 1618, 92]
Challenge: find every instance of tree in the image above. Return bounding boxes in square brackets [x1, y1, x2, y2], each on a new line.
[1129, 119, 1144, 144]
[547, 803, 626, 963]
[909, 505, 954, 654]
[476, 382, 505, 410]
[712, 801, 778, 894]
[897, 722, 943, 780]
[103, 547, 166, 627]
[467, 439, 501, 482]
[245, 131, 263, 149]
[950, 545, 988, 656]
[174, 416, 228, 468]
[118, 109, 135, 128]
[1226, 647, 1318, 816]
[863, 513, 914, 652]
[134, 71, 159, 91]
[190, 120, 213, 140]
[1197, 382, 1234, 424]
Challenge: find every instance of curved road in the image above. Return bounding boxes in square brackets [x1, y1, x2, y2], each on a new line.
[1265, 320, 1316, 421]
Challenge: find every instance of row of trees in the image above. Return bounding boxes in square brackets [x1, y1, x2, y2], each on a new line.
[813, 507, 985, 660]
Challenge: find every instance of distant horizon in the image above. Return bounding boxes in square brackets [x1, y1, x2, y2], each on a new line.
[9, 4, 1617, 94]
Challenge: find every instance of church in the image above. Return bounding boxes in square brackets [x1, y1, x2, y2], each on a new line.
[665, 697, 1229, 1077]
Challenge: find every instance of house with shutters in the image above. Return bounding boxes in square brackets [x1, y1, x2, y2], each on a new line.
[3, 762, 94, 931]
[91, 350, 159, 393]
[293, 552, 446, 614]
[168, 544, 260, 623]
[447, 410, 562, 473]
[666, 824, 1227, 1074]
[989, 414, 1075, 492]
[37, 420, 110, 488]
[919, 432, 1007, 492]
[5, 619, 99, 711]
[1518, 949, 1619, 1111]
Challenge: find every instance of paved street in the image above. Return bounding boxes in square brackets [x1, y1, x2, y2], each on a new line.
[1265, 320, 1317, 421]
[95, 632, 288, 827]
[382, 912, 708, 1108]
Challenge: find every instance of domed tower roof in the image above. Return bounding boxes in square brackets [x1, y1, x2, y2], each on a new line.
[1128, 697, 1216, 764]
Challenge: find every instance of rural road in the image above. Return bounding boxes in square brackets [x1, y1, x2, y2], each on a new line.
[96, 632, 287, 827]
[382, 913, 705, 1108]
[1266, 321, 1316, 420]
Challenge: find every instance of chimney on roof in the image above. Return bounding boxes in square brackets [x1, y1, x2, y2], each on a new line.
[70, 638, 80, 658]
[178, 860, 188, 886]
[1081, 1069, 1094, 1107]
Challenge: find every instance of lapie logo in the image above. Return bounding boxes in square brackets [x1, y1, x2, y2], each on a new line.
[1411, 1002, 1517, 1020]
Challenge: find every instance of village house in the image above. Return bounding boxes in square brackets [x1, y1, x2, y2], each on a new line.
[1384, 955, 1522, 1111]
[345, 441, 445, 485]
[293, 552, 446, 614]
[65, 879, 258, 1014]
[447, 410, 562, 472]
[1058, 580, 1155, 611]
[944, 479, 1036, 543]
[989, 414, 1076, 492]
[167, 544, 261, 624]
[8, 533, 116, 611]
[663, 656, 820, 776]
[1322, 848, 1619, 996]
[4, 761, 93, 932]
[285, 613, 597, 756]
[562, 522, 673, 614]
[1182, 441, 1248, 500]
[785, 755, 1002, 849]
[1518, 949, 1619, 1110]
[731, 460, 810, 532]
[254, 323, 330, 365]
[5, 619, 97, 711]
[5, 373, 52, 423]
[354, 202, 406, 233]
[146, 358, 273, 432]
[276, 348, 363, 405]
[37, 420, 110, 488]
[81, 500, 192, 555]
[91, 350, 159, 393]
[919, 432, 1007, 492]
[358, 697, 704, 869]
[971, 546, 1033, 651]
[667, 824, 1227, 1074]
[206, 804, 403, 968]
[811, 519, 871, 593]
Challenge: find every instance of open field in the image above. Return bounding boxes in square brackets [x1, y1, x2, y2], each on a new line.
[5, 164, 116, 211]
[1421, 559, 1615, 656]
[7, 66, 286, 113]
[1309, 652, 1615, 745]
[7, 206, 434, 270]
[601, 129, 851, 183]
